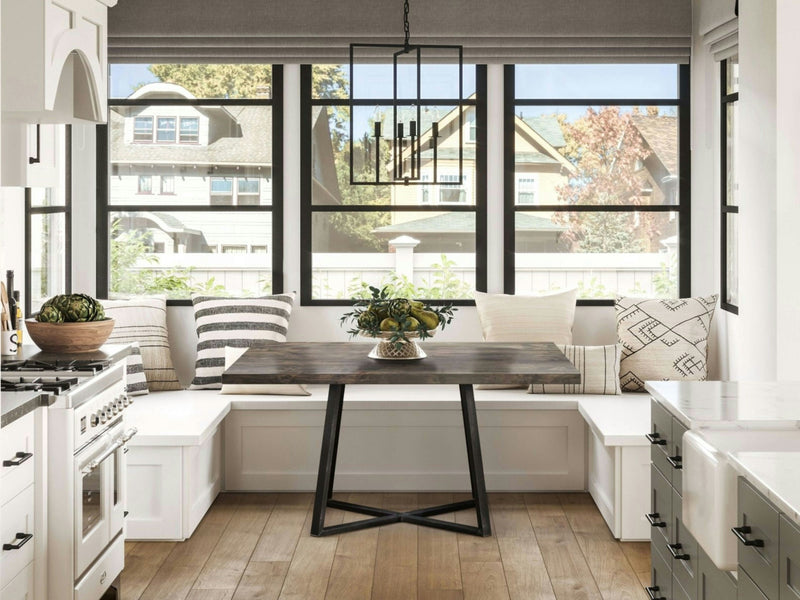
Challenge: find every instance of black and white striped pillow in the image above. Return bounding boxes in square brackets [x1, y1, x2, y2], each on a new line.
[528, 344, 622, 395]
[102, 296, 182, 391]
[190, 294, 295, 390]
[126, 342, 149, 396]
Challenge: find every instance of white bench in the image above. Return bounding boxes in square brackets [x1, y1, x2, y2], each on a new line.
[123, 385, 651, 541]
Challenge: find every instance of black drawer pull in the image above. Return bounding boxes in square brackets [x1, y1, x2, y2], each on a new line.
[3, 451, 33, 467]
[667, 455, 683, 469]
[646, 433, 667, 445]
[645, 586, 666, 600]
[3, 532, 33, 551]
[646, 513, 666, 528]
[732, 525, 765, 547]
[124, 511, 129, 518]
[668, 543, 690, 560]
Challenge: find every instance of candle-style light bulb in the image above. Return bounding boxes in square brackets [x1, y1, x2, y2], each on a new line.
[432, 122, 439, 138]
[410, 120, 417, 137]
[374, 121, 382, 138]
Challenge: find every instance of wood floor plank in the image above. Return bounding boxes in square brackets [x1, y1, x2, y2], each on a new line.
[126, 542, 138, 557]
[251, 494, 313, 563]
[524, 493, 603, 600]
[490, 494, 556, 600]
[559, 494, 647, 600]
[461, 561, 510, 600]
[277, 507, 339, 600]
[121, 542, 177, 600]
[193, 494, 276, 591]
[325, 493, 382, 600]
[371, 493, 418, 600]
[620, 542, 652, 589]
[231, 562, 290, 600]
[185, 590, 234, 600]
[417, 493, 464, 600]
[454, 493, 502, 564]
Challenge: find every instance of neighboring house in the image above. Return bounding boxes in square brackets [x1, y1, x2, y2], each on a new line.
[631, 114, 679, 205]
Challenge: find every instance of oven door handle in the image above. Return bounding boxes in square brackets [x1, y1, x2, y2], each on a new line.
[80, 428, 137, 476]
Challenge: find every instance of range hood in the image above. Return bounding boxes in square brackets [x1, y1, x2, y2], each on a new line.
[1, 0, 117, 124]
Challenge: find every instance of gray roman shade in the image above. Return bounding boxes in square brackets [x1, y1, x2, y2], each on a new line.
[108, 0, 691, 64]
[700, 2, 738, 61]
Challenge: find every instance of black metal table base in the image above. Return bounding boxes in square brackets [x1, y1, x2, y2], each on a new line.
[310, 383, 491, 537]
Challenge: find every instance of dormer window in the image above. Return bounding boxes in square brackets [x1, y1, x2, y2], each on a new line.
[134, 117, 153, 142]
[180, 118, 199, 143]
[156, 117, 177, 142]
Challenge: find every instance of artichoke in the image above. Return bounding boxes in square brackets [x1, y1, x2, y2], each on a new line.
[50, 294, 72, 315]
[65, 296, 93, 322]
[357, 310, 380, 331]
[36, 305, 65, 323]
[387, 298, 412, 320]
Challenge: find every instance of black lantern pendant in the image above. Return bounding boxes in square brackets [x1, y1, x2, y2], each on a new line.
[349, 0, 464, 186]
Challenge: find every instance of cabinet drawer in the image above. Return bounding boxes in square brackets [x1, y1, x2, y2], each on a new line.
[738, 477, 779, 600]
[1, 412, 35, 504]
[698, 545, 737, 600]
[671, 418, 688, 494]
[672, 487, 698, 599]
[650, 542, 673, 600]
[652, 463, 674, 554]
[674, 576, 692, 600]
[0, 484, 35, 589]
[740, 569, 770, 600]
[780, 516, 800, 599]
[651, 399, 673, 478]
[0, 560, 34, 600]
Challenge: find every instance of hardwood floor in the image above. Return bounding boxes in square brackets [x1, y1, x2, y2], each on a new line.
[122, 493, 650, 600]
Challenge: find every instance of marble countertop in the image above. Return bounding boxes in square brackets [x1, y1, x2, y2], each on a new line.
[645, 381, 800, 429]
[729, 451, 800, 526]
[9, 343, 131, 365]
[1, 391, 53, 428]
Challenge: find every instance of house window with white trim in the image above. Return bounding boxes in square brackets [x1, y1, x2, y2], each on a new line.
[133, 117, 153, 142]
[516, 176, 538, 204]
[137, 175, 152, 194]
[179, 117, 199, 143]
[156, 117, 176, 142]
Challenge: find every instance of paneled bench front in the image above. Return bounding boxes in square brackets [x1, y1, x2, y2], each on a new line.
[123, 385, 650, 541]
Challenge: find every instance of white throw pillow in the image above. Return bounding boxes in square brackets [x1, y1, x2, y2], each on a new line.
[474, 290, 577, 343]
[616, 295, 718, 392]
[474, 289, 578, 389]
[528, 344, 622, 395]
[220, 346, 310, 396]
[101, 296, 182, 391]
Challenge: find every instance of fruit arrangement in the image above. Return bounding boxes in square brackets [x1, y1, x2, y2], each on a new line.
[35, 294, 106, 323]
[341, 285, 456, 349]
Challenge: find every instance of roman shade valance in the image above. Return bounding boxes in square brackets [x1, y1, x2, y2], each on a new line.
[700, 2, 738, 61]
[108, 0, 691, 64]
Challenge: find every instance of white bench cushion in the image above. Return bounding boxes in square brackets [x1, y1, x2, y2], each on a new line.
[125, 391, 230, 446]
[578, 395, 651, 446]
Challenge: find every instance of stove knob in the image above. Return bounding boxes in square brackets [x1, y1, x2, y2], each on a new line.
[122, 394, 130, 407]
[90, 413, 100, 427]
[100, 411, 108, 424]
[111, 403, 119, 415]
[117, 397, 125, 410]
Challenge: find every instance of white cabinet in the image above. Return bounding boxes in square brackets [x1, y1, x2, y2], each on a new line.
[1, 124, 62, 188]
[1, 0, 117, 124]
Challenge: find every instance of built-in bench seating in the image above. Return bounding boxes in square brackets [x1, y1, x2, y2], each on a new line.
[124, 384, 650, 542]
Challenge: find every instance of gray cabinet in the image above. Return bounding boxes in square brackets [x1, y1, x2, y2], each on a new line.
[699, 546, 738, 600]
[672, 488, 698, 599]
[671, 419, 688, 495]
[649, 544, 673, 599]
[651, 399, 673, 479]
[779, 516, 800, 599]
[652, 463, 674, 555]
[737, 478, 780, 600]
[741, 569, 770, 600]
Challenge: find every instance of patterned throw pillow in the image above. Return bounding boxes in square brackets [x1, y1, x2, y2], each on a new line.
[615, 295, 718, 392]
[190, 294, 295, 390]
[102, 297, 182, 391]
[528, 344, 622, 395]
[125, 342, 149, 396]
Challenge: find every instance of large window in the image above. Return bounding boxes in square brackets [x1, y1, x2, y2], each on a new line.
[98, 64, 283, 302]
[721, 56, 739, 313]
[505, 64, 689, 302]
[301, 64, 486, 304]
[26, 126, 71, 314]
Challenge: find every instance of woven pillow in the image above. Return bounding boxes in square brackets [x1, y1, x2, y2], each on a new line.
[474, 289, 577, 389]
[190, 294, 295, 390]
[101, 297, 181, 391]
[616, 295, 718, 392]
[220, 346, 310, 396]
[125, 342, 149, 396]
[528, 344, 621, 395]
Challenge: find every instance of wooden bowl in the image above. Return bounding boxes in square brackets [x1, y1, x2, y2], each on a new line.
[24, 318, 115, 353]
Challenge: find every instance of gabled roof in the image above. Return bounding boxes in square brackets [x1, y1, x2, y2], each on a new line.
[522, 116, 566, 148]
[631, 115, 678, 175]
[373, 211, 563, 235]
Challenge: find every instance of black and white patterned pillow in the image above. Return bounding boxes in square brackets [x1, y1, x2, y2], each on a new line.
[189, 294, 295, 390]
[615, 295, 718, 392]
[126, 342, 149, 396]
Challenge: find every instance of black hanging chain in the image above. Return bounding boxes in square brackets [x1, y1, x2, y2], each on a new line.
[403, 0, 411, 49]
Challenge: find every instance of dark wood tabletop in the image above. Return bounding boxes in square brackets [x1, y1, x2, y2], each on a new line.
[222, 341, 581, 386]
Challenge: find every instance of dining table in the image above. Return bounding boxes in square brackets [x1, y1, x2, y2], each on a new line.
[222, 341, 581, 537]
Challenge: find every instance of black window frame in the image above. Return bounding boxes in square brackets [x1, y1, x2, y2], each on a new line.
[25, 125, 73, 315]
[503, 64, 691, 306]
[721, 57, 739, 314]
[300, 63, 488, 307]
[96, 65, 284, 306]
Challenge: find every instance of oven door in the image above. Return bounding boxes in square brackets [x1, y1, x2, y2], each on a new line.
[74, 421, 127, 579]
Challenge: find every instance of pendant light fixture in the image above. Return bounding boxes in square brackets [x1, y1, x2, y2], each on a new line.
[349, 0, 464, 186]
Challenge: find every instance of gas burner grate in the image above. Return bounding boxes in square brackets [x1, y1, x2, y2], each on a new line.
[1, 376, 80, 394]
[1, 359, 109, 374]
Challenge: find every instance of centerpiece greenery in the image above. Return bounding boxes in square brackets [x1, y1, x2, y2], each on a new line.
[340, 285, 456, 353]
